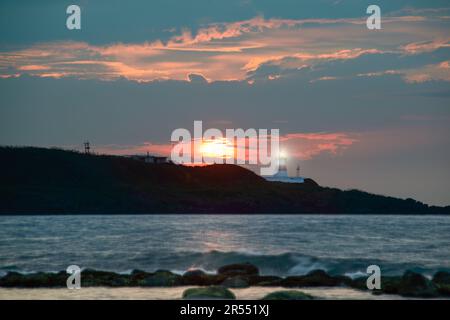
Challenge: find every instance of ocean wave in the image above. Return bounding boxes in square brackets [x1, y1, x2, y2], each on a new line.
[128, 250, 450, 277]
[2, 250, 449, 278]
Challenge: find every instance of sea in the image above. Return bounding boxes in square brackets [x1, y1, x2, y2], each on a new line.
[0, 214, 449, 278]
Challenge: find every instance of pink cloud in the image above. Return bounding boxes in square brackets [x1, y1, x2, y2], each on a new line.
[403, 60, 450, 83]
[0, 15, 444, 82]
[280, 132, 358, 160]
[402, 38, 450, 54]
[355, 61, 450, 84]
[18, 65, 48, 71]
[93, 143, 173, 156]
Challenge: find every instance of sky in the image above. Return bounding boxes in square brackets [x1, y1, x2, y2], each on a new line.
[0, 0, 449, 206]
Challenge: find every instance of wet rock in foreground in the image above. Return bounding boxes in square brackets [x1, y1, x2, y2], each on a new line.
[280, 269, 351, 287]
[217, 263, 259, 277]
[247, 275, 283, 286]
[81, 269, 132, 287]
[221, 275, 250, 288]
[393, 271, 438, 298]
[261, 290, 315, 300]
[1, 266, 449, 298]
[0, 271, 67, 288]
[352, 271, 440, 298]
[139, 270, 182, 287]
[182, 286, 236, 300]
[433, 271, 450, 286]
[180, 269, 224, 286]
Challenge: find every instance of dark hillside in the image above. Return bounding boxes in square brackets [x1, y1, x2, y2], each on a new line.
[0, 147, 448, 214]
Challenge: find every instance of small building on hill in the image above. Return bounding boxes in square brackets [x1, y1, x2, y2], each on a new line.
[130, 152, 168, 164]
[263, 156, 305, 183]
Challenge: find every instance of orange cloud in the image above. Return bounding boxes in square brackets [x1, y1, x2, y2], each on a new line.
[243, 48, 383, 74]
[403, 60, 450, 83]
[18, 65, 48, 71]
[280, 132, 358, 160]
[0, 15, 445, 82]
[402, 38, 450, 54]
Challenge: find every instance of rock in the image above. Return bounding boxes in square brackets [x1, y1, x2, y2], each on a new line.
[280, 269, 347, 287]
[181, 269, 207, 285]
[221, 276, 249, 288]
[81, 269, 131, 287]
[302, 270, 342, 286]
[0, 271, 66, 288]
[378, 276, 402, 294]
[130, 269, 152, 285]
[181, 269, 221, 286]
[184, 269, 207, 278]
[109, 277, 130, 287]
[131, 269, 149, 277]
[351, 272, 440, 298]
[433, 271, 450, 285]
[0, 269, 138, 288]
[436, 284, 450, 296]
[432, 271, 450, 296]
[347, 277, 369, 290]
[217, 263, 259, 277]
[348, 275, 403, 294]
[396, 271, 438, 298]
[261, 290, 314, 300]
[182, 286, 236, 300]
[0, 272, 25, 287]
[140, 270, 181, 287]
[248, 275, 282, 286]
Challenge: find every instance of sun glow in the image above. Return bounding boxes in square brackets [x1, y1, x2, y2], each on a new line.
[279, 150, 288, 159]
[200, 138, 234, 160]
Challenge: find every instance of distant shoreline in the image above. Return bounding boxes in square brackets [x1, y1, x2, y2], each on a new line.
[1, 146, 449, 214]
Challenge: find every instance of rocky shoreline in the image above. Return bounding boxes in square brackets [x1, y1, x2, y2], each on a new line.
[1, 263, 449, 299]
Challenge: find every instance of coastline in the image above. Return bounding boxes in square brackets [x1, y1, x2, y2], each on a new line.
[2, 147, 449, 215]
[1, 266, 449, 299]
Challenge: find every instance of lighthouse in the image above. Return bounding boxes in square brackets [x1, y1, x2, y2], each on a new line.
[263, 152, 305, 183]
[276, 153, 289, 178]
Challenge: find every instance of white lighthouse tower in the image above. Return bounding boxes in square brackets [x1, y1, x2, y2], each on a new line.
[263, 152, 305, 183]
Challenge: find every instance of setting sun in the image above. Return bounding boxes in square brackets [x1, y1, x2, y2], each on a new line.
[200, 138, 234, 160]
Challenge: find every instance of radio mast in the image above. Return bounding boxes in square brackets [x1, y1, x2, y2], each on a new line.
[84, 141, 91, 154]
